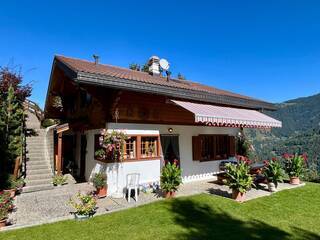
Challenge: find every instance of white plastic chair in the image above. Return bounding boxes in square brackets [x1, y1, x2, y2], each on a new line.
[126, 173, 140, 202]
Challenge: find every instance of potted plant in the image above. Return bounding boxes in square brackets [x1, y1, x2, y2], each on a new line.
[160, 162, 182, 198]
[14, 178, 25, 194]
[283, 153, 306, 185]
[69, 192, 97, 221]
[225, 161, 254, 202]
[4, 175, 18, 198]
[95, 129, 127, 198]
[263, 158, 284, 192]
[52, 174, 68, 186]
[0, 192, 11, 228]
[92, 173, 107, 198]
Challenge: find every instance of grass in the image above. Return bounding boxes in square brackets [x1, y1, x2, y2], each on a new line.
[1, 183, 320, 240]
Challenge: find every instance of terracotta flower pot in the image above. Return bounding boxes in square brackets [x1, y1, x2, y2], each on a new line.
[165, 191, 176, 198]
[0, 219, 7, 228]
[232, 189, 246, 202]
[96, 186, 107, 198]
[290, 177, 300, 185]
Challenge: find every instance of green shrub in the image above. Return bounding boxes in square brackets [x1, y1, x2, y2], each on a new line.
[160, 162, 182, 193]
[69, 192, 97, 216]
[0, 191, 12, 220]
[92, 173, 107, 189]
[225, 161, 254, 193]
[52, 174, 68, 186]
[302, 167, 320, 183]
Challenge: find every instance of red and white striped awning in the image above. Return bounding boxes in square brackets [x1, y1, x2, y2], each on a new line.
[171, 100, 282, 128]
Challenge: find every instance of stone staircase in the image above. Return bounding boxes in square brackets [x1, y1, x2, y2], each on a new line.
[23, 111, 54, 193]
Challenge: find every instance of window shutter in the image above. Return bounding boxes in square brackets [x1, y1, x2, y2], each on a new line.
[228, 136, 236, 157]
[192, 136, 202, 161]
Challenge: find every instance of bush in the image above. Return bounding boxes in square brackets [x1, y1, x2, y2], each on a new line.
[69, 192, 97, 216]
[225, 161, 254, 193]
[4, 175, 24, 190]
[263, 158, 284, 187]
[41, 119, 57, 128]
[160, 163, 182, 193]
[0, 191, 12, 220]
[92, 173, 107, 189]
[302, 167, 320, 183]
[52, 175, 68, 186]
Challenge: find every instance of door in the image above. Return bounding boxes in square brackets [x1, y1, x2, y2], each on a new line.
[79, 134, 87, 181]
[160, 135, 180, 166]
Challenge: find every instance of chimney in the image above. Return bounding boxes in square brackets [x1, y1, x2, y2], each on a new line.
[148, 56, 160, 75]
[93, 54, 99, 65]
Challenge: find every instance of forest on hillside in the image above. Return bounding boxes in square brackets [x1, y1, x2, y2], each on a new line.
[246, 93, 320, 178]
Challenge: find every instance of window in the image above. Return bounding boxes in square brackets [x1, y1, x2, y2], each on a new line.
[192, 135, 235, 161]
[94, 134, 160, 163]
[124, 137, 137, 160]
[141, 136, 158, 158]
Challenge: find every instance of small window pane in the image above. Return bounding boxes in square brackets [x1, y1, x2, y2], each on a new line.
[141, 137, 158, 158]
[124, 137, 137, 159]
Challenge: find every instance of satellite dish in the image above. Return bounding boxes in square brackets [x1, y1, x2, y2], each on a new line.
[159, 59, 170, 71]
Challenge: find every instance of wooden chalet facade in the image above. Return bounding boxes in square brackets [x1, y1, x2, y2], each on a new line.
[44, 55, 281, 196]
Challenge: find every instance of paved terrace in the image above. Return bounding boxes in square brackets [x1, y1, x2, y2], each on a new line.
[3, 179, 305, 231]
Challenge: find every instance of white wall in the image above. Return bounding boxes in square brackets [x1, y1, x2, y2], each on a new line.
[84, 123, 239, 196]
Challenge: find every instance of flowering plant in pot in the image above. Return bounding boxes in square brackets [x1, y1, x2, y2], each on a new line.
[4, 175, 18, 198]
[225, 160, 254, 202]
[283, 153, 306, 185]
[160, 162, 182, 198]
[0, 192, 12, 228]
[95, 130, 128, 198]
[92, 173, 107, 198]
[95, 130, 127, 162]
[263, 158, 284, 192]
[69, 192, 97, 220]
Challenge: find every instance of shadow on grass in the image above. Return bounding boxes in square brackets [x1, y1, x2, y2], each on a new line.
[170, 198, 320, 240]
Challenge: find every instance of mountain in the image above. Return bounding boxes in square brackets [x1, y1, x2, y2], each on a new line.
[246, 93, 320, 170]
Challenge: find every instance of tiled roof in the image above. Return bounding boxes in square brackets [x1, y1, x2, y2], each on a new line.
[56, 56, 257, 99]
[54, 55, 275, 110]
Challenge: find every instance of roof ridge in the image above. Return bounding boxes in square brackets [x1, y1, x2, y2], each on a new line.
[55, 55, 270, 105]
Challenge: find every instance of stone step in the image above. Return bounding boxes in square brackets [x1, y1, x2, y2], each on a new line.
[25, 178, 52, 186]
[26, 141, 45, 144]
[23, 184, 53, 193]
[27, 168, 52, 175]
[26, 153, 46, 158]
[27, 149, 46, 153]
[27, 159, 50, 165]
[26, 157, 47, 162]
[26, 173, 53, 180]
[27, 164, 50, 170]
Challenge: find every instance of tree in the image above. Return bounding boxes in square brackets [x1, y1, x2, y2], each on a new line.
[177, 73, 186, 80]
[0, 66, 31, 188]
[129, 63, 140, 71]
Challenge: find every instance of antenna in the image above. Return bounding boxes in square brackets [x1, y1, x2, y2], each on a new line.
[159, 58, 170, 71]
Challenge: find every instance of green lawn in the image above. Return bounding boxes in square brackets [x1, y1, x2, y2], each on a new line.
[2, 183, 320, 240]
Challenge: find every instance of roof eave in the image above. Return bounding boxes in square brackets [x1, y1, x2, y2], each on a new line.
[75, 71, 277, 111]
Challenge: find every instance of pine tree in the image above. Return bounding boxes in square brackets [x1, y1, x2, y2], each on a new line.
[0, 86, 24, 174]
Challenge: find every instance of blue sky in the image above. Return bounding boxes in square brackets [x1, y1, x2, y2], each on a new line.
[1, 1, 320, 108]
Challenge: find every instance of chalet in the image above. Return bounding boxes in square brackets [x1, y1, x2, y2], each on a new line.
[44, 55, 281, 196]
